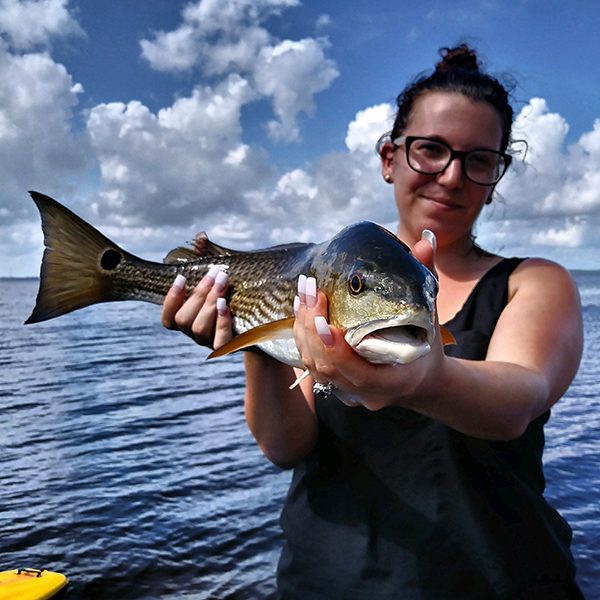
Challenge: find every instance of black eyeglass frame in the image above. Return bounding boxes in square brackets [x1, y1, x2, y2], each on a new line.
[392, 135, 512, 186]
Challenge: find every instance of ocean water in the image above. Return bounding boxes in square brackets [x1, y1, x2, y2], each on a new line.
[1, 275, 598, 599]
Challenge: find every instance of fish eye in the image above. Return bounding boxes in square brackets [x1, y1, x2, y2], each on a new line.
[348, 272, 365, 295]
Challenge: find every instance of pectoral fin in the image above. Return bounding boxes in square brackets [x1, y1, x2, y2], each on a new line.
[440, 325, 456, 346]
[208, 317, 295, 359]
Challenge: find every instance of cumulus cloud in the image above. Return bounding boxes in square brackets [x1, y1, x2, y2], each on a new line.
[493, 97, 600, 254]
[140, 0, 338, 142]
[253, 38, 338, 141]
[0, 44, 86, 227]
[0, 0, 88, 275]
[86, 74, 272, 232]
[5, 0, 600, 276]
[141, 0, 299, 74]
[0, 0, 82, 50]
[345, 103, 394, 153]
[254, 102, 395, 245]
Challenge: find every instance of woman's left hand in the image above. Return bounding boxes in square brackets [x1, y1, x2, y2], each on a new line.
[293, 234, 447, 411]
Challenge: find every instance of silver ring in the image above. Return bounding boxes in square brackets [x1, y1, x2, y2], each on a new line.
[313, 381, 336, 396]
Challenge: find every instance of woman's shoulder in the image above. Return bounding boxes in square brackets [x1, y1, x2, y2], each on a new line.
[508, 257, 579, 303]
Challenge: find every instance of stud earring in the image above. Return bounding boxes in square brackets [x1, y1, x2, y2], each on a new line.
[384, 173, 393, 183]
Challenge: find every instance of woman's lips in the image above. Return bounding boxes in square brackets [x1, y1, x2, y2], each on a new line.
[423, 195, 462, 209]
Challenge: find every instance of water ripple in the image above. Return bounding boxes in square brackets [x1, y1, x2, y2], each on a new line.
[1, 278, 598, 598]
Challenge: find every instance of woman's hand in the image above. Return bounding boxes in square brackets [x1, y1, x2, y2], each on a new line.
[161, 266, 234, 349]
[293, 232, 446, 411]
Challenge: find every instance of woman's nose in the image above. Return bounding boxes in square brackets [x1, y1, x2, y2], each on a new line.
[436, 157, 464, 188]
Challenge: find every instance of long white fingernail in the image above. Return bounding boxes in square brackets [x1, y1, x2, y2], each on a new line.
[305, 277, 317, 308]
[205, 265, 220, 284]
[314, 315, 333, 346]
[216, 297, 227, 316]
[214, 270, 228, 291]
[297, 274, 307, 303]
[293, 295, 300, 316]
[421, 229, 437, 251]
[172, 274, 186, 291]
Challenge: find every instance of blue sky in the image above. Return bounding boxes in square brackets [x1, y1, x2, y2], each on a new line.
[2, 0, 600, 277]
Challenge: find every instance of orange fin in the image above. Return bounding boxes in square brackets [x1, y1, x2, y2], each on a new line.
[208, 317, 295, 359]
[440, 325, 456, 346]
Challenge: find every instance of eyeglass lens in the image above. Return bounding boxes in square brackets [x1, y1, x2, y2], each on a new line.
[408, 138, 505, 185]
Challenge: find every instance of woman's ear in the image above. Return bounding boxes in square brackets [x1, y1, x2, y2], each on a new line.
[379, 142, 395, 183]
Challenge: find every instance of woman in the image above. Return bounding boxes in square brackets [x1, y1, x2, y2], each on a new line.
[162, 45, 584, 598]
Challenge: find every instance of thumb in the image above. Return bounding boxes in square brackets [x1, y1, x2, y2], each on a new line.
[412, 229, 437, 276]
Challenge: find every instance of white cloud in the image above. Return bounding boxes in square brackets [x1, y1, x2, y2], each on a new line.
[86, 74, 270, 230]
[315, 14, 331, 31]
[139, 25, 198, 72]
[490, 98, 600, 257]
[531, 220, 586, 248]
[6, 1, 600, 277]
[140, 0, 337, 142]
[140, 0, 299, 75]
[256, 103, 396, 246]
[253, 38, 338, 141]
[276, 169, 317, 200]
[0, 47, 86, 226]
[498, 98, 600, 218]
[0, 0, 82, 50]
[345, 103, 394, 154]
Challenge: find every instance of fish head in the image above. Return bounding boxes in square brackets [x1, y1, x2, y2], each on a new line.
[314, 222, 438, 365]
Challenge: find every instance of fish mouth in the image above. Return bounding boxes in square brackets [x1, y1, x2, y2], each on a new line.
[345, 315, 434, 365]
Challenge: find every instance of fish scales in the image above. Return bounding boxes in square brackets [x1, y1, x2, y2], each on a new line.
[26, 191, 450, 367]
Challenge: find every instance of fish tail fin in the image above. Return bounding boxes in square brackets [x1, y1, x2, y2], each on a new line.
[25, 191, 126, 324]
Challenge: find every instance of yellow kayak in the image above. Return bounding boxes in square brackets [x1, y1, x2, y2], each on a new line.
[0, 569, 68, 600]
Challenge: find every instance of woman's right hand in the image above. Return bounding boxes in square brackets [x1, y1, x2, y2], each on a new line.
[161, 266, 234, 349]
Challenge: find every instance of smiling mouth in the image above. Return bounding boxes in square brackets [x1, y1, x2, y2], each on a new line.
[425, 196, 461, 208]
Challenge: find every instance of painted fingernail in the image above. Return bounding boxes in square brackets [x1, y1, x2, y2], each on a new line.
[293, 295, 300, 316]
[305, 277, 317, 308]
[214, 270, 228, 292]
[204, 265, 220, 284]
[297, 274, 307, 304]
[421, 229, 437, 252]
[172, 274, 186, 292]
[314, 315, 333, 346]
[216, 297, 227, 316]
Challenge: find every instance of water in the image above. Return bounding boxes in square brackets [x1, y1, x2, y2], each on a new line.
[1, 276, 598, 599]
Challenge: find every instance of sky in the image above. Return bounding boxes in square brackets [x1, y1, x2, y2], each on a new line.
[2, 0, 600, 277]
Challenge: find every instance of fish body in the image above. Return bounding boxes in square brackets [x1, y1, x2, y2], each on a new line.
[26, 192, 444, 367]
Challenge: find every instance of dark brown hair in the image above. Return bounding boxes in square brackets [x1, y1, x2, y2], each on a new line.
[390, 44, 515, 153]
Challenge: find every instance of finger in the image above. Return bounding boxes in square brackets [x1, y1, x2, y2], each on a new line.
[187, 270, 229, 343]
[213, 297, 234, 349]
[293, 274, 310, 354]
[174, 266, 221, 331]
[297, 274, 307, 305]
[297, 285, 342, 385]
[314, 315, 334, 346]
[161, 274, 187, 329]
[412, 229, 437, 277]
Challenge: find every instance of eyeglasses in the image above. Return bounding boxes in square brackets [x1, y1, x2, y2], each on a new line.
[393, 135, 511, 186]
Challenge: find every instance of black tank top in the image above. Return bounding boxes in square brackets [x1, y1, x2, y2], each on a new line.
[277, 258, 583, 599]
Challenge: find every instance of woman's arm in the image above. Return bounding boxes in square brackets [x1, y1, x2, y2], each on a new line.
[244, 353, 318, 469]
[161, 270, 319, 468]
[294, 254, 583, 441]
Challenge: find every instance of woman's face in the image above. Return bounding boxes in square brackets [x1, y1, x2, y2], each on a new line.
[382, 91, 504, 248]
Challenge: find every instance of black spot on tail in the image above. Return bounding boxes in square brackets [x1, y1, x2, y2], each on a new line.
[100, 249, 122, 270]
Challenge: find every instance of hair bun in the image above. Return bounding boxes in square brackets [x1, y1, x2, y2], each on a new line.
[435, 44, 480, 74]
